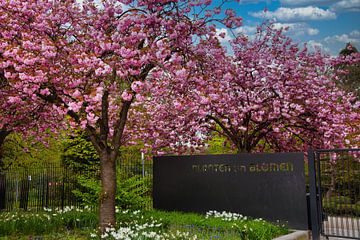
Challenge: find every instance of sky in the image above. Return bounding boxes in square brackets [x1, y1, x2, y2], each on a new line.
[220, 0, 360, 56]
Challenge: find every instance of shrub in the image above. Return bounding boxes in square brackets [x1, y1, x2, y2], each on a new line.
[322, 202, 360, 216]
[322, 195, 360, 216]
[62, 131, 151, 210]
[73, 173, 151, 210]
[323, 195, 352, 205]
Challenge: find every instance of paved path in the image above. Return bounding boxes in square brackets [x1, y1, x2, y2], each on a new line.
[320, 216, 359, 240]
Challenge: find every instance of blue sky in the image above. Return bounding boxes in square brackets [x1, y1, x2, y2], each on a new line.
[218, 0, 360, 56]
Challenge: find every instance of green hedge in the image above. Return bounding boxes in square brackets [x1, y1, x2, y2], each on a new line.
[323, 196, 352, 205]
[322, 202, 360, 216]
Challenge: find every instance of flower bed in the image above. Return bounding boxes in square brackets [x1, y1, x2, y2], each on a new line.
[0, 207, 288, 239]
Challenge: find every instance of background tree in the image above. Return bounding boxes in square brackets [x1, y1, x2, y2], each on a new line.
[0, 133, 63, 170]
[0, 0, 242, 230]
[138, 24, 360, 154]
[61, 130, 100, 175]
[340, 43, 358, 56]
[336, 43, 360, 98]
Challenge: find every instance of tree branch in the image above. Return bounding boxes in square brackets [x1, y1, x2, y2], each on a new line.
[206, 115, 240, 149]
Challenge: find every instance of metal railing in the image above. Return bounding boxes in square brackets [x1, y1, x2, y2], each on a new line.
[313, 149, 360, 239]
[0, 158, 154, 212]
[0, 165, 78, 211]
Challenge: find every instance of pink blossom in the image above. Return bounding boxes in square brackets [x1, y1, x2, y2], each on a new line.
[121, 91, 133, 101]
[40, 88, 50, 96]
[175, 68, 188, 79]
[68, 102, 82, 112]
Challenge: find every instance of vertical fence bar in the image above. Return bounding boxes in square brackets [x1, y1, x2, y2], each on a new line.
[316, 152, 325, 236]
[61, 167, 64, 210]
[37, 169, 41, 211]
[308, 149, 321, 240]
[141, 152, 145, 178]
[0, 172, 5, 210]
[316, 149, 360, 239]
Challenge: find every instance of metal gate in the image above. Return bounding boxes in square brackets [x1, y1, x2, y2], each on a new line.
[309, 149, 360, 240]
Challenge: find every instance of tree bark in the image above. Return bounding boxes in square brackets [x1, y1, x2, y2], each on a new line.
[99, 149, 117, 231]
[0, 129, 10, 149]
[236, 146, 250, 154]
[0, 129, 11, 169]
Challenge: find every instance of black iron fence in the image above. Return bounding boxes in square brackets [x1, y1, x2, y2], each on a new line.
[0, 165, 79, 211]
[117, 157, 153, 179]
[0, 158, 153, 212]
[117, 157, 153, 210]
[309, 149, 360, 240]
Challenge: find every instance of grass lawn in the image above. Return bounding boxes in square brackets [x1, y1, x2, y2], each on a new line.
[0, 207, 288, 239]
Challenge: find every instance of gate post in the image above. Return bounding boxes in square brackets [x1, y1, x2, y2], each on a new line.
[308, 149, 320, 240]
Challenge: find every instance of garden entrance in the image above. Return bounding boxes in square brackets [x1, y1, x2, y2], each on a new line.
[309, 149, 360, 240]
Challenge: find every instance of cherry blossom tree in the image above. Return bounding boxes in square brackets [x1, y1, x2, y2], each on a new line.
[138, 24, 360, 154]
[0, 0, 242, 230]
[0, 69, 61, 165]
[337, 43, 360, 98]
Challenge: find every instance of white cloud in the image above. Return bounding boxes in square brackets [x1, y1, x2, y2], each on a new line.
[302, 31, 360, 56]
[272, 22, 319, 36]
[240, 0, 275, 3]
[350, 30, 360, 37]
[324, 33, 360, 44]
[250, 6, 337, 21]
[307, 40, 332, 54]
[321, 31, 360, 55]
[76, 0, 129, 10]
[235, 26, 258, 35]
[330, 0, 360, 12]
[280, 0, 337, 6]
[307, 28, 320, 35]
[216, 28, 233, 43]
[307, 40, 324, 49]
[272, 22, 295, 29]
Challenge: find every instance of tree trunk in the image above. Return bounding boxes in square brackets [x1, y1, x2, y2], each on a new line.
[0, 129, 11, 169]
[99, 150, 117, 231]
[236, 146, 250, 153]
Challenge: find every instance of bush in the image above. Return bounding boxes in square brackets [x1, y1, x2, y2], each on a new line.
[116, 175, 152, 210]
[322, 195, 360, 216]
[73, 173, 151, 210]
[61, 131, 151, 210]
[323, 195, 352, 205]
[61, 131, 100, 176]
[322, 202, 360, 216]
[72, 176, 101, 207]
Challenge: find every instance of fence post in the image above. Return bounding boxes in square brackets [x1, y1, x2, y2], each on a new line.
[15, 172, 19, 205]
[19, 170, 30, 210]
[308, 149, 320, 240]
[61, 167, 65, 210]
[0, 173, 6, 210]
[141, 152, 145, 177]
[46, 173, 49, 208]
